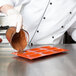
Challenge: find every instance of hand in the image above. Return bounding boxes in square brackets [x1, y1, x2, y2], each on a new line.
[6, 8, 23, 33]
[0, 5, 23, 33]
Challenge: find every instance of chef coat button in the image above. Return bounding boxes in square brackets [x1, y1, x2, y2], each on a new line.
[43, 17, 46, 19]
[52, 36, 54, 38]
[70, 12, 72, 14]
[31, 43, 33, 46]
[61, 26, 64, 28]
[50, 2, 52, 5]
[37, 30, 39, 33]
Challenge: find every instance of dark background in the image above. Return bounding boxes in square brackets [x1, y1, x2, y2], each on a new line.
[64, 32, 76, 44]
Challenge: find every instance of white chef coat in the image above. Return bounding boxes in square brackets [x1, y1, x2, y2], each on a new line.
[0, 0, 76, 45]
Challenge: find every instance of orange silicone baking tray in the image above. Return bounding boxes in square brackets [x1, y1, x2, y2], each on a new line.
[12, 46, 68, 60]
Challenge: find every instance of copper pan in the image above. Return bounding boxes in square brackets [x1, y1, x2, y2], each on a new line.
[6, 27, 29, 52]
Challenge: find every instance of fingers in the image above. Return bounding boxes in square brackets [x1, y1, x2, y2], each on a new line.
[6, 14, 17, 27]
[6, 12, 23, 33]
[16, 15, 22, 33]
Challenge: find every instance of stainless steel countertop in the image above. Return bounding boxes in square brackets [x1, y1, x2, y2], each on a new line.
[0, 44, 76, 76]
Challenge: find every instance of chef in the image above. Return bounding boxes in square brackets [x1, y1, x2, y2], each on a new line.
[0, 0, 76, 45]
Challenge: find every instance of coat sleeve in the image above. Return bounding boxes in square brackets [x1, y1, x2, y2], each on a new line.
[67, 22, 76, 41]
[0, 0, 14, 7]
[67, 5, 76, 42]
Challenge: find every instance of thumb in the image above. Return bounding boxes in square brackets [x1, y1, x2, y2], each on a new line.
[16, 15, 22, 33]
